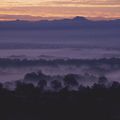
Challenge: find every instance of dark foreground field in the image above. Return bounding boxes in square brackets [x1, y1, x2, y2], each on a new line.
[0, 82, 120, 120]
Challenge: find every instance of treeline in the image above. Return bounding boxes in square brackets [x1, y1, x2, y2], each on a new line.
[0, 81, 120, 120]
[0, 57, 120, 68]
[23, 71, 106, 91]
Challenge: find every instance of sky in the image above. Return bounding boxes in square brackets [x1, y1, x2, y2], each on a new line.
[0, 0, 120, 20]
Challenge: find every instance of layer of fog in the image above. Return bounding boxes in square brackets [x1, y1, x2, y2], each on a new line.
[1, 61, 120, 84]
[0, 30, 119, 46]
[0, 29, 120, 89]
[0, 48, 120, 60]
[0, 29, 120, 59]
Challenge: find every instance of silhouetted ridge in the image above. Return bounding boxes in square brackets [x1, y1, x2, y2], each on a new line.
[73, 16, 88, 21]
[0, 16, 119, 30]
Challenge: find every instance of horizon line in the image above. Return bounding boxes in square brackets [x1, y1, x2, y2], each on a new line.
[0, 16, 120, 22]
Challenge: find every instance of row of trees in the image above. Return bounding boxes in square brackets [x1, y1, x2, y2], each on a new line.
[23, 71, 108, 91]
[0, 57, 120, 68]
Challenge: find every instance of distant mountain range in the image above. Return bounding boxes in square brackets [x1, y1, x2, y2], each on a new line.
[0, 16, 120, 30]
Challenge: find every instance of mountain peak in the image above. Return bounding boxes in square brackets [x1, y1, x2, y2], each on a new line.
[73, 16, 88, 21]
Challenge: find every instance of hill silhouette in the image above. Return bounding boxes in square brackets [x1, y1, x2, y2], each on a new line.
[0, 16, 120, 30]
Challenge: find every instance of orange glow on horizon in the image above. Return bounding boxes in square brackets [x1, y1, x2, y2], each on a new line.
[0, 0, 120, 20]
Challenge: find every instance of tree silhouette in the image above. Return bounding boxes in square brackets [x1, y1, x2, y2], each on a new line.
[24, 72, 38, 80]
[111, 81, 120, 89]
[63, 74, 78, 88]
[98, 76, 108, 85]
[37, 79, 47, 91]
[51, 80, 62, 91]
